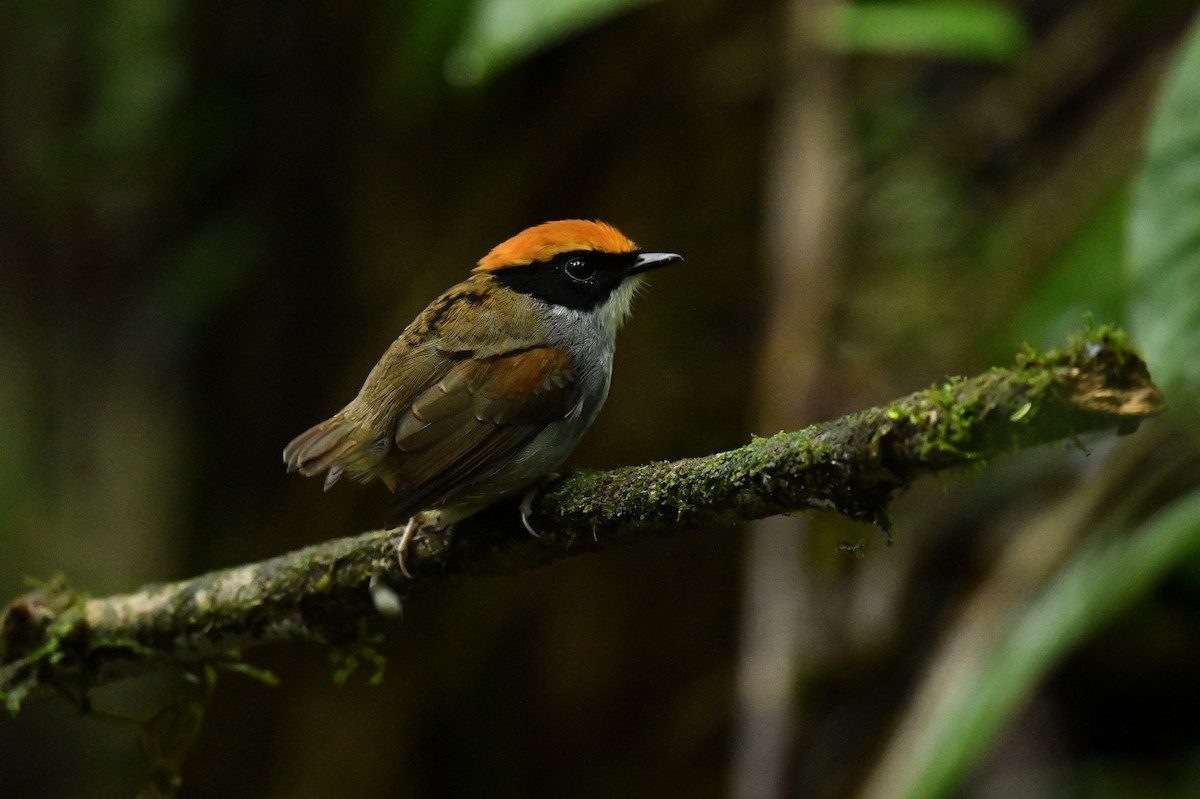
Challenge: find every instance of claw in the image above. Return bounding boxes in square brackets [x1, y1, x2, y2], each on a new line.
[323, 466, 343, 491]
[519, 486, 540, 538]
[395, 517, 418, 578]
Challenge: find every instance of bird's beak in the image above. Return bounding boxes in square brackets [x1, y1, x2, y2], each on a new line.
[627, 251, 684, 276]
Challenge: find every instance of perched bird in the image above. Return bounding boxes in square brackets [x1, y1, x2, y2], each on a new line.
[283, 220, 682, 575]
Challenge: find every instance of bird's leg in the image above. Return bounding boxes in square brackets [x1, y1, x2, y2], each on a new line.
[393, 511, 452, 578]
[395, 516, 419, 578]
[519, 472, 561, 538]
[519, 488, 540, 538]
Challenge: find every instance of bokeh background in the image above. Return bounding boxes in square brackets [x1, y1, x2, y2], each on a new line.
[4, 1, 1200, 797]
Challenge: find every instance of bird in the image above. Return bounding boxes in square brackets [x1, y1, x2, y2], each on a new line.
[283, 219, 682, 576]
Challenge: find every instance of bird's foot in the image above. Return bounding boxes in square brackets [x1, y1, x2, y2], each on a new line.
[519, 488, 540, 538]
[394, 516, 419, 578]
[519, 473, 561, 538]
[393, 512, 451, 578]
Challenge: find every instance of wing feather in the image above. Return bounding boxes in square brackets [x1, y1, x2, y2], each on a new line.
[387, 346, 579, 519]
[284, 274, 578, 514]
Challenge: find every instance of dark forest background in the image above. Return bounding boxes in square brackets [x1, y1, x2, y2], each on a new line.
[4, 1, 1200, 797]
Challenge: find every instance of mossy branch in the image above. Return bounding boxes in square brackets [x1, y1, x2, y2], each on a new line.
[0, 327, 1164, 711]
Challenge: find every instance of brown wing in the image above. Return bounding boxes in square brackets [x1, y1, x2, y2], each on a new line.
[283, 342, 453, 490]
[384, 345, 580, 521]
[284, 274, 567, 497]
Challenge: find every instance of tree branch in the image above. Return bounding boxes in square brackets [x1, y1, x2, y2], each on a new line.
[0, 327, 1164, 710]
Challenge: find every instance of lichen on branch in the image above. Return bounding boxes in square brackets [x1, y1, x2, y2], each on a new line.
[0, 326, 1165, 711]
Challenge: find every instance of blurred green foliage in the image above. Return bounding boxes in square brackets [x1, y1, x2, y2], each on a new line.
[888, 479, 1200, 799]
[820, 1, 1029, 61]
[2, 0, 1200, 798]
[1009, 190, 1129, 348]
[448, 0, 657, 84]
[1130, 11, 1200, 418]
[879, 12, 1200, 797]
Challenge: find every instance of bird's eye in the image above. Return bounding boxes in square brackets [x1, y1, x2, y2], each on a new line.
[563, 256, 596, 282]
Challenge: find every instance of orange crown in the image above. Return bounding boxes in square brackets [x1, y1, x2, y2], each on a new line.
[475, 220, 638, 272]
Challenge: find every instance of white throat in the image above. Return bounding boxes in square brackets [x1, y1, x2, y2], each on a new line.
[595, 276, 641, 338]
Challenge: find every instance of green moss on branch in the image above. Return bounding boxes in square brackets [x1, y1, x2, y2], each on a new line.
[0, 327, 1164, 710]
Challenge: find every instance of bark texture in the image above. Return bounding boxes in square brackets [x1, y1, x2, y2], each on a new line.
[0, 328, 1165, 711]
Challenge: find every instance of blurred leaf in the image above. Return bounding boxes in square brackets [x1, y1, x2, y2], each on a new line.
[903, 24, 1200, 795]
[1007, 189, 1129, 350]
[216, 658, 280, 687]
[89, 0, 182, 157]
[819, 1, 1029, 62]
[393, 0, 477, 97]
[446, 0, 656, 85]
[902, 487, 1200, 799]
[1128, 13, 1200, 419]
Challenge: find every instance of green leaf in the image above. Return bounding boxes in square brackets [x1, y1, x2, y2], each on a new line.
[216, 658, 280, 687]
[88, 0, 183, 156]
[819, 1, 1029, 62]
[1128, 15, 1200, 418]
[393, 0, 478, 98]
[446, 0, 657, 85]
[895, 487, 1200, 799]
[328, 622, 387, 686]
[1007, 189, 1129, 349]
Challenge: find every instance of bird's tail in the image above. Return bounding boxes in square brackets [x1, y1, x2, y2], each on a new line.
[283, 413, 385, 490]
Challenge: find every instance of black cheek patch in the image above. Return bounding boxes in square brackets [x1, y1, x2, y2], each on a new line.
[492, 251, 636, 311]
